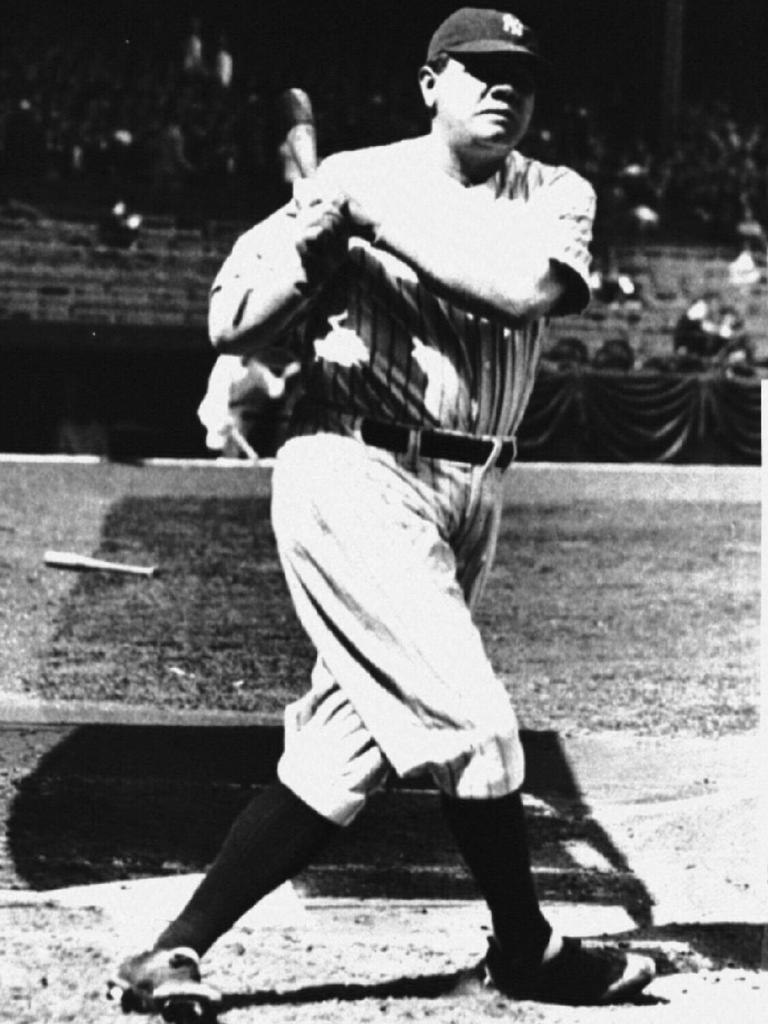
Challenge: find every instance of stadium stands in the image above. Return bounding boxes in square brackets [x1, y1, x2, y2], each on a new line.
[0, 216, 233, 327]
[0, 7, 765, 461]
[0, 215, 764, 367]
[548, 245, 767, 370]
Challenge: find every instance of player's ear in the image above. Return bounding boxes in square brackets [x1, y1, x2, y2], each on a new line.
[418, 64, 439, 113]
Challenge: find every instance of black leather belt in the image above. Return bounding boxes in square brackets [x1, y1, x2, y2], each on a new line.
[361, 419, 517, 469]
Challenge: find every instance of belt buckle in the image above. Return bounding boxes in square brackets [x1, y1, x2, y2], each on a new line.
[480, 437, 505, 472]
[406, 427, 421, 461]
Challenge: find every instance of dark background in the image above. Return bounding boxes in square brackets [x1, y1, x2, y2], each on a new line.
[5, 0, 767, 120]
[4, 0, 767, 230]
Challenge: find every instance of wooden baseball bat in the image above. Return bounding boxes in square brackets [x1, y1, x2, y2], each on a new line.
[44, 550, 159, 577]
[277, 87, 318, 182]
[227, 424, 260, 462]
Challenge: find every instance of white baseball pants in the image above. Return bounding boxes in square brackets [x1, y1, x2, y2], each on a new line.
[271, 432, 524, 826]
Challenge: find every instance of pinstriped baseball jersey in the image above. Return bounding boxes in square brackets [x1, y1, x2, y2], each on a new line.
[210, 139, 595, 444]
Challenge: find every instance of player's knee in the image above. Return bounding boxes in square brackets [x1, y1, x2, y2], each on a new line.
[430, 723, 525, 799]
[277, 689, 390, 826]
[278, 739, 389, 826]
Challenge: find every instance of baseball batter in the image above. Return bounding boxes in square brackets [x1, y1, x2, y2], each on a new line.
[111, 7, 655, 1010]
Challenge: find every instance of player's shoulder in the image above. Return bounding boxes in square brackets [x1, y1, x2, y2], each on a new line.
[222, 203, 294, 263]
[504, 150, 595, 205]
[318, 137, 426, 178]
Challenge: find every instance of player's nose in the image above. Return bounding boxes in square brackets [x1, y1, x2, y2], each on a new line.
[488, 71, 535, 99]
[484, 83, 523, 113]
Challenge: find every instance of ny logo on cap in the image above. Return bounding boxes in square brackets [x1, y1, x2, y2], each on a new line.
[501, 13, 525, 37]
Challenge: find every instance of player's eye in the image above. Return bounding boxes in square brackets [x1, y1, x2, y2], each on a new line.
[506, 70, 536, 95]
[459, 56, 537, 94]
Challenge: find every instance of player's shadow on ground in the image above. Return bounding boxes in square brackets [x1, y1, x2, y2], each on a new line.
[7, 723, 651, 920]
[214, 912, 768, 1004]
[218, 968, 669, 1009]
[8, 729, 765, 972]
[214, 920, 764, 1006]
[27, 495, 316, 714]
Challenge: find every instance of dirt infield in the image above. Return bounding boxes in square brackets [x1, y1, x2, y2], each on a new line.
[2, 894, 766, 1024]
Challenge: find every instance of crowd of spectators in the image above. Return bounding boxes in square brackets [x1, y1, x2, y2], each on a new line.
[0, 18, 427, 223]
[579, 101, 768, 246]
[1, 16, 767, 246]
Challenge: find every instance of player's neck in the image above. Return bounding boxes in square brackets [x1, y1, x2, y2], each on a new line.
[424, 132, 511, 189]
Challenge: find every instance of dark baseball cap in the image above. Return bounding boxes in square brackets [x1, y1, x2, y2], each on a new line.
[426, 7, 542, 64]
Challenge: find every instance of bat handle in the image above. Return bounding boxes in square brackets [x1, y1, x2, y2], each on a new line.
[279, 87, 317, 184]
[288, 122, 317, 180]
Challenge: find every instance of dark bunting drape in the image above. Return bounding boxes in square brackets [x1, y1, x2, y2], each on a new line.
[518, 370, 761, 464]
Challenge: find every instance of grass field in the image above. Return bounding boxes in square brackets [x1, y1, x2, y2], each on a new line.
[0, 460, 759, 737]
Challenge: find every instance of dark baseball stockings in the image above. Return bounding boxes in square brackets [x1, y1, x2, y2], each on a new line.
[441, 789, 552, 969]
[154, 780, 338, 956]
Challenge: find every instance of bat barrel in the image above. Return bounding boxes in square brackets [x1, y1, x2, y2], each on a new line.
[277, 87, 314, 130]
[277, 87, 317, 182]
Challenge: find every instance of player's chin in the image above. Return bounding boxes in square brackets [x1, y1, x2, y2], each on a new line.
[470, 126, 520, 156]
[472, 116, 522, 148]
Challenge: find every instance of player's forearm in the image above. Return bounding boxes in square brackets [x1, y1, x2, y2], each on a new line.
[373, 197, 562, 323]
[209, 197, 350, 355]
[209, 273, 311, 356]
[208, 216, 315, 356]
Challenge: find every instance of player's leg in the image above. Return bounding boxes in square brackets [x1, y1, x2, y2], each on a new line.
[110, 780, 336, 1006]
[275, 435, 634, 998]
[150, 663, 389, 956]
[151, 784, 336, 955]
[438, 467, 655, 1004]
[270, 434, 526, 791]
[441, 788, 551, 970]
[111, 448, 397, 1003]
[441, 788, 655, 1003]
[111, 681, 389, 1005]
[438, 464, 552, 977]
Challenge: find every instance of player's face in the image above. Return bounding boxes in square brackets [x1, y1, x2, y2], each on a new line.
[421, 53, 536, 155]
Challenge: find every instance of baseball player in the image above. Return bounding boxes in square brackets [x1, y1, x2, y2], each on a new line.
[112, 7, 656, 1009]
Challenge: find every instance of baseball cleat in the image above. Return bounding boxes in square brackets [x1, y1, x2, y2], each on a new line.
[484, 935, 656, 1005]
[107, 946, 221, 1017]
[154, 980, 222, 1023]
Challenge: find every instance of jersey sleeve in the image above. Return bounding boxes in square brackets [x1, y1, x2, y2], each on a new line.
[208, 204, 315, 356]
[209, 206, 299, 309]
[528, 166, 596, 316]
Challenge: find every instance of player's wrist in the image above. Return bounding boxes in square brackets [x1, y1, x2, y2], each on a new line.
[294, 209, 350, 286]
[339, 197, 378, 245]
[295, 239, 345, 289]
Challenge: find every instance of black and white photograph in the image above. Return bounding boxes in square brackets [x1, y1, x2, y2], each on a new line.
[0, 2, 764, 1021]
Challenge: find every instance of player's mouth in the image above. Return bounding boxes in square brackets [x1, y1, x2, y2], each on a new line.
[478, 105, 519, 127]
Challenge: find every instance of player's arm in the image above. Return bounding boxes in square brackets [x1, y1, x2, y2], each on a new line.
[331, 157, 595, 325]
[208, 193, 349, 356]
[375, 174, 594, 324]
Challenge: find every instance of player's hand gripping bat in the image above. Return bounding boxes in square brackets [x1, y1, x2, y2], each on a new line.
[278, 87, 351, 282]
